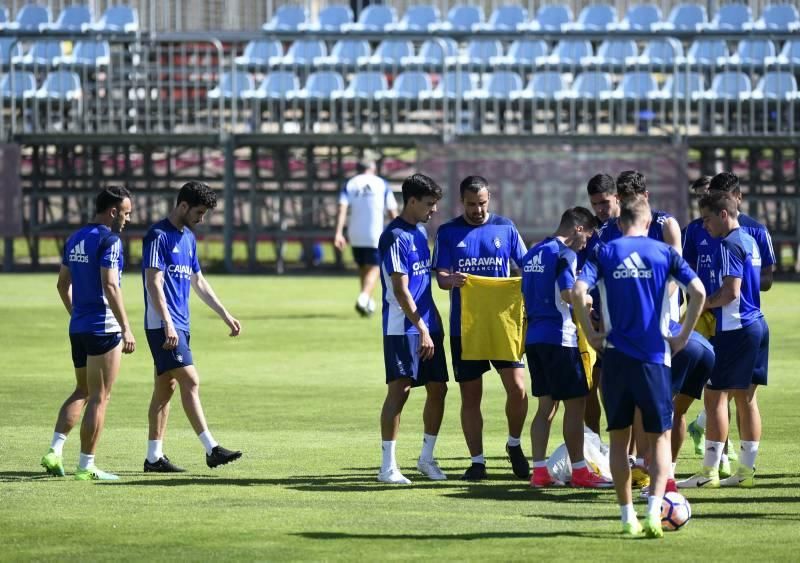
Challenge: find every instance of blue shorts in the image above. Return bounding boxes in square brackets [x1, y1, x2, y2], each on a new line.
[352, 247, 380, 267]
[146, 328, 194, 376]
[526, 343, 589, 401]
[69, 332, 122, 368]
[450, 336, 525, 383]
[707, 320, 764, 391]
[672, 335, 715, 400]
[752, 317, 769, 386]
[602, 348, 673, 433]
[384, 333, 448, 387]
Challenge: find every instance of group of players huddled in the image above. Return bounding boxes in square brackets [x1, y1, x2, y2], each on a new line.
[377, 170, 771, 538]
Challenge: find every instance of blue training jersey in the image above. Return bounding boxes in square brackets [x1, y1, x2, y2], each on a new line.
[142, 218, 201, 331]
[579, 236, 698, 366]
[522, 237, 578, 347]
[378, 217, 441, 336]
[433, 214, 527, 336]
[711, 228, 763, 332]
[62, 223, 124, 335]
[598, 210, 673, 244]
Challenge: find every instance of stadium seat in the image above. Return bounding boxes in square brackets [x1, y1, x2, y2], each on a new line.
[401, 38, 458, 66]
[586, 39, 638, 65]
[615, 4, 662, 30]
[35, 70, 82, 101]
[708, 3, 751, 30]
[0, 71, 37, 100]
[42, 4, 92, 31]
[420, 73, 478, 99]
[475, 5, 527, 31]
[766, 40, 800, 67]
[556, 72, 613, 99]
[537, 40, 593, 67]
[679, 40, 729, 66]
[628, 38, 683, 66]
[510, 72, 566, 100]
[299, 5, 353, 31]
[53, 40, 111, 68]
[359, 40, 414, 67]
[315, 40, 370, 68]
[235, 40, 283, 69]
[3, 3, 51, 30]
[746, 72, 799, 100]
[375, 71, 433, 100]
[342, 5, 396, 31]
[433, 5, 483, 31]
[262, 5, 306, 31]
[655, 72, 705, 100]
[87, 5, 138, 32]
[0, 37, 23, 65]
[387, 5, 439, 31]
[464, 72, 523, 101]
[287, 71, 344, 100]
[490, 39, 548, 67]
[447, 40, 503, 67]
[565, 4, 617, 30]
[747, 3, 799, 30]
[333, 72, 388, 99]
[12, 41, 64, 67]
[270, 40, 327, 68]
[207, 71, 254, 100]
[243, 72, 300, 100]
[529, 4, 573, 30]
[721, 40, 776, 67]
[611, 72, 660, 99]
[655, 3, 707, 30]
[703, 71, 752, 101]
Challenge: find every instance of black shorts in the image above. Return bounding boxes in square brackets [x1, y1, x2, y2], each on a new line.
[146, 328, 194, 376]
[383, 333, 449, 387]
[527, 343, 589, 401]
[352, 247, 380, 267]
[450, 336, 525, 383]
[69, 332, 122, 368]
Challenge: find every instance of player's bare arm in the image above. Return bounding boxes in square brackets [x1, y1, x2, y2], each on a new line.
[760, 266, 774, 292]
[571, 280, 606, 351]
[334, 202, 349, 250]
[145, 268, 179, 350]
[667, 278, 705, 354]
[703, 276, 741, 311]
[435, 268, 467, 290]
[56, 265, 72, 316]
[390, 272, 434, 360]
[101, 266, 136, 354]
[191, 272, 241, 337]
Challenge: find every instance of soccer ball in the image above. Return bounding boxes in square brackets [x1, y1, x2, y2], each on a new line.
[661, 491, 692, 531]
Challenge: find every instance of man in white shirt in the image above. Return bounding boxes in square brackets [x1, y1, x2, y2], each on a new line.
[334, 158, 399, 316]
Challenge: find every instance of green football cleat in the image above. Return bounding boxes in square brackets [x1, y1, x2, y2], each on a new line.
[643, 514, 664, 539]
[687, 421, 705, 456]
[40, 449, 65, 477]
[74, 467, 120, 481]
[720, 466, 755, 488]
[726, 439, 738, 462]
[622, 519, 643, 536]
[719, 457, 732, 479]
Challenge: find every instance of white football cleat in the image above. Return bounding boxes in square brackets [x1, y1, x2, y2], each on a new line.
[377, 467, 412, 485]
[417, 457, 447, 480]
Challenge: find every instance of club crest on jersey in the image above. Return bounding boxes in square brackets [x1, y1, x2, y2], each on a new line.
[493, 237, 501, 249]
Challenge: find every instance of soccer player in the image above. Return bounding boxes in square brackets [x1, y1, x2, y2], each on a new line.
[573, 198, 705, 538]
[433, 175, 529, 481]
[42, 186, 136, 480]
[377, 173, 448, 484]
[334, 158, 399, 317]
[522, 206, 612, 489]
[679, 191, 768, 489]
[142, 181, 242, 473]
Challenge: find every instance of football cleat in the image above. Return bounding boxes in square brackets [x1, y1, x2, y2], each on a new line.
[206, 445, 242, 469]
[461, 463, 487, 481]
[74, 466, 120, 481]
[530, 466, 564, 488]
[144, 456, 187, 473]
[719, 457, 732, 479]
[720, 466, 755, 488]
[506, 443, 530, 479]
[687, 421, 705, 455]
[41, 449, 65, 477]
[377, 467, 411, 484]
[622, 519, 643, 536]
[643, 514, 664, 538]
[677, 466, 720, 489]
[571, 466, 613, 488]
[416, 458, 447, 481]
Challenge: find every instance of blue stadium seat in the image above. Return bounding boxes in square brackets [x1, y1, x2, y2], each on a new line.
[262, 5, 307, 31]
[531, 4, 573, 30]
[315, 40, 370, 67]
[35, 70, 82, 101]
[537, 40, 593, 67]
[270, 40, 327, 68]
[0, 37, 23, 65]
[376, 71, 433, 100]
[42, 4, 92, 31]
[566, 4, 616, 30]
[510, 72, 566, 100]
[490, 39, 548, 67]
[299, 5, 353, 31]
[766, 40, 800, 67]
[556, 72, 613, 99]
[476, 5, 527, 31]
[721, 39, 776, 67]
[420, 73, 478, 99]
[235, 40, 283, 69]
[679, 40, 729, 66]
[54, 41, 111, 68]
[611, 72, 660, 99]
[360, 40, 414, 67]
[656, 3, 707, 30]
[747, 3, 799, 30]
[243, 72, 300, 100]
[334, 71, 388, 100]
[13, 41, 64, 67]
[433, 5, 483, 31]
[208, 71, 254, 100]
[616, 4, 662, 30]
[628, 38, 683, 66]
[448, 40, 503, 67]
[288, 71, 345, 100]
[387, 5, 440, 31]
[402, 38, 458, 66]
[88, 5, 138, 32]
[4, 3, 50, 30]
[464, 72, 523, 100]
[0, 71, 37, 100]
[656, 72, 705, 100]
[343, 5, 396, 31]
[746, 72, 799, 100]
[708, 3, 751, 30]
[704, 71, 752, 101]
[588, 39, 638, 65]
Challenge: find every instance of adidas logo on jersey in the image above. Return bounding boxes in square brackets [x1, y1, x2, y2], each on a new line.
[172, 245, 180, 253]
[613, 252, 652, 279]
[68, 240, 89, 263]
[456, 240, 467, 248]
[700, 239, 709, 246]
[524, 250, 545, 273]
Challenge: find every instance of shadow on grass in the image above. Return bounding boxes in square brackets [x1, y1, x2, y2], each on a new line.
[445, 486, 611, 503]
[0, 471, 55, 482]
[292, 530, 618, 541]
[237, 313, 346, 321]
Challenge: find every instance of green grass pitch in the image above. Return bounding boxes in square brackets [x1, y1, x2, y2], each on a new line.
[1, 274, 799, 560]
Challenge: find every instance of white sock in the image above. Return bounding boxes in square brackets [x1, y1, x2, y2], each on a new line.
[381, 440, 397, 472]
[572, 460, 587, 470]
[471, 454, 485, 465]
[721, 453, 729, 464]
[507, 435, 521, 447]
[739, 440, 759, 470]
[647, 495, 663, 518]
[198, 430, 218, 455]
[357, 293, 369, 307]
[78, 452, 95, 470]
[420, 433, 437, 462]
[703, 440, 725, 469]
[670, 462, 677, 479]
[147, 440, 164, 463]
[50, 432, 67, 455]
[533, 460, 547, 469]
[696, 409, 707, 430]
[620, 503, 637, 524]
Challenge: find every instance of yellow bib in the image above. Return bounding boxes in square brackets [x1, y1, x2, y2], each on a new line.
[460, 275, 525, 361]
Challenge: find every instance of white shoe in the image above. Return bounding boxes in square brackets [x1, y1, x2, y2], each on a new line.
[377, 467, 411, 485]
[417, 457, 447, 480]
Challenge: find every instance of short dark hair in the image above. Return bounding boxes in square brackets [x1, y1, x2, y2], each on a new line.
[177, 181, 217, 209]
[616, 170, 647, 201]
[618, 197, 651, 227]
[699, 191, 739, 218]
[586, 174, 616, 196]
[95, 186, 131, 213]
[459, 175, 489, 199]
[690, 176, 711, 192]
[401, 173, 442, 205]
[558, 206, 599, 231]
[709, 172, 740, 195]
